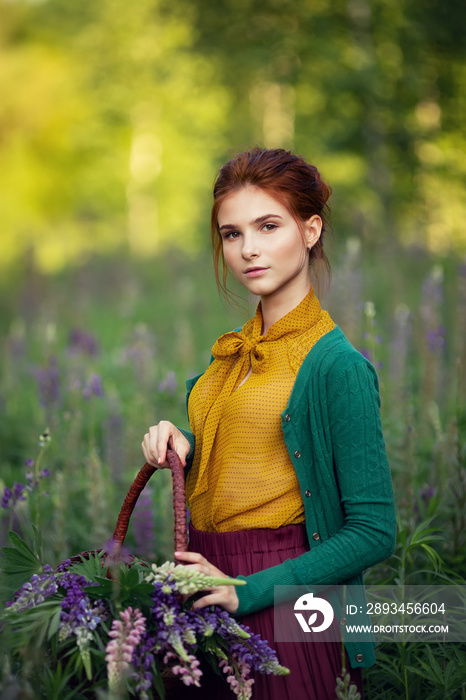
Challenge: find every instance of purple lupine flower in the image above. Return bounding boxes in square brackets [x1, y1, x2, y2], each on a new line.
[58, 571, 102, 643]
[103, 538, 133, 567]
[421, 266, 444, 354]
[145, 564, 289, 691]
[6, 566, 57, 613]
[157, 371, 178, 394]
[149, 580, 186, 655]
[188, 605, 218, 637]
[213, 611, 287, 676]
[359, 348, 372, 361]
[68, 328, 100, 357]
[131, 633, 157, 699]
[105, 607, 146, 689]
[82, 373, 104, 400]
[1, 482, 26, 509]
[419, 484, 436, 508]
[55, 559, 72, 573]
[33, 357, 60, 410]
[427, 326, 446, 354]
[74, 599, 106, 651]
[363, 332, 382, 344]
[239, 631, 285, 674]
[25, 469, 50, 493]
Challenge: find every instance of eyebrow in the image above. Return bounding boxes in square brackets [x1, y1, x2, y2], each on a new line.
[219, 213, 283, 232]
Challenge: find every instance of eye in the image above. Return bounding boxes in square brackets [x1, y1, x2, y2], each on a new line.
[262, 223, 277, 232]
[223, 230, 241, 240]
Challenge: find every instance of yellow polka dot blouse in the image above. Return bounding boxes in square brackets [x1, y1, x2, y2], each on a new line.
[186, 288, 336, 532]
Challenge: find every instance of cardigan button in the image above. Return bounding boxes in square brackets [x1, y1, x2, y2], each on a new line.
[305, 489, 311, 498]
[285, 413, 291, 422]
[340, 617, 347, 626]
[312, 532, 320, 540]
[356, 654, 364, 663]
[294, 450, 301, 458]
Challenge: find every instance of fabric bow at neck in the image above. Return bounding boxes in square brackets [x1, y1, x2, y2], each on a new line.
[212, 330, 269, 373]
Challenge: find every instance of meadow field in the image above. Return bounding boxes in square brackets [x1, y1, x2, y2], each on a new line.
[1, 241, 465, 698]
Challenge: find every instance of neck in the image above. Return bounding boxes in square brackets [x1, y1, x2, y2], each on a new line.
[260, 282, 312, 334]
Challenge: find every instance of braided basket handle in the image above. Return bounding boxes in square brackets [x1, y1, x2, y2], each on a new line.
[111, 449, 187, 560]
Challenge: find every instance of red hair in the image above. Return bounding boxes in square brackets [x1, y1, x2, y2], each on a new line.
[211, 147, 331, 297]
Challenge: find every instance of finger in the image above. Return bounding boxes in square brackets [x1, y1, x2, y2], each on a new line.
[146, 425, 163, 466]
[142, 434, 158, 467]
[154, 421, 173, 465]
[192, 589, 239, 614]
[167, 432, 187, 467]
[172, 435, 189, 466]
[191, 592, 222, 610]
[175, 551, 206, 565]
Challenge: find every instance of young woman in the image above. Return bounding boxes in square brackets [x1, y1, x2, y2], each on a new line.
[142, 147, 396, 699]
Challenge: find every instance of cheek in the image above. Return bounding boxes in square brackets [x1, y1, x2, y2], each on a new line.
[274, 235, 307, 262]
[222, 244, 237, 271]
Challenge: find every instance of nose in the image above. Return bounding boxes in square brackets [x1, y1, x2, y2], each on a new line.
[241, 232, 260, 259]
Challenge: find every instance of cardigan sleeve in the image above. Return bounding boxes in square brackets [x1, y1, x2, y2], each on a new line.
[178, 428, 195, 471]
[235, 358, 396, 616]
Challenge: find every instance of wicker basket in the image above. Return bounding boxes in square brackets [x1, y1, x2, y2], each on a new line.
[68, 449, 187, 568]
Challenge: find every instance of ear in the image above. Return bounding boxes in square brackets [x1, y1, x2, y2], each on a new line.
[304, 215, 323, 250]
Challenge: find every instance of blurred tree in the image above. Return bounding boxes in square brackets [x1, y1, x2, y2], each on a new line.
[187, 0, 466, 249]
[0, 0, 228, 270]
[0, 0, 465, 271]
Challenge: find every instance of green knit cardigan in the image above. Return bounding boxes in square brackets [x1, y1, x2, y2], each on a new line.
[180, 325, 396, 669]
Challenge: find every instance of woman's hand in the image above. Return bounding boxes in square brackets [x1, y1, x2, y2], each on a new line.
[174, 551, 240, 614]
[142, 421, 190, 468]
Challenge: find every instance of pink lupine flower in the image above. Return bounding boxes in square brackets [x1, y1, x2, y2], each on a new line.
[105, 607, 146, 689]
[220, 657, 255, 700]
[163, 651, 202, 687]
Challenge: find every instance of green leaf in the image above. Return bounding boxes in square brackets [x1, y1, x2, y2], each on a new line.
[85, 579, 113, 599]
[2, 545, 39, 569]
[120, 565, 140, 588]
[41, 659, 84, 700]
[47, 606, 62, 640]
[420, 543, 443, 570]
[0, 549, 42, 597]
[32, 524, 43, 560]
[152, 659, 166, 700]
[3, 603, 62, 654]
[66, 551, 109, 582]
[7, 531, 40, 560]
[1, 553, 39, 571]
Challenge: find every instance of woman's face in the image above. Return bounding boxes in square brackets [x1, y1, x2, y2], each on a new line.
[217, 186, 321, 308]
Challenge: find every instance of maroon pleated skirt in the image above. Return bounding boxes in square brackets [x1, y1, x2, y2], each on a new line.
[171, 521, 364, 700]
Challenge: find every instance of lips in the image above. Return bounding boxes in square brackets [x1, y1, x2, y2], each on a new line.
[244, 267, 268, 278]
